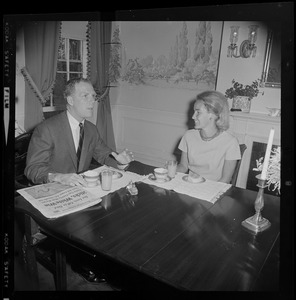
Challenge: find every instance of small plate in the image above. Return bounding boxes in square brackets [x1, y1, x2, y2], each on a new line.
[148, 174, 171, 183]
[182, 175, 205, 184]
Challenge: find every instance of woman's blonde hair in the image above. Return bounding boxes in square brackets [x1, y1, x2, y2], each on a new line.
[196, 90, 230, 130]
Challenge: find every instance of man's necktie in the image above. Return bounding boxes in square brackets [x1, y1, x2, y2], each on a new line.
[76, 122, 84, 171]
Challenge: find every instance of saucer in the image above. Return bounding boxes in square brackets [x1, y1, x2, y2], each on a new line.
[182, 175, 205, 184]
[86, 181, 100, 188]
[148, 174, 171, 183]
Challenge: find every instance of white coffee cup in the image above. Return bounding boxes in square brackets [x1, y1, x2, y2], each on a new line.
[154, 167, 168, 182]
[83, 170, 100, 187]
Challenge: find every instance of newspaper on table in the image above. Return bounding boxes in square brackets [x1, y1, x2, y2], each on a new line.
[17, 182, 102, 219]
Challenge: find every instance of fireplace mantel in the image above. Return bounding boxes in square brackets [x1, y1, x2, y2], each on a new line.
[229, 112, 281, 188]
[230, 111, 281, 124]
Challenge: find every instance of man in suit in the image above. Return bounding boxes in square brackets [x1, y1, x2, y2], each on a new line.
[24, 77, 134, 284]
[25, 77, 133, 186]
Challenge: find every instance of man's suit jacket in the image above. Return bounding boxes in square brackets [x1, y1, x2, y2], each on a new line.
[25, 111, 117, 184]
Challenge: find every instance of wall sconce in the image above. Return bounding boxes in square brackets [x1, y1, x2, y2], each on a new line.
[227, 25, 259, 58]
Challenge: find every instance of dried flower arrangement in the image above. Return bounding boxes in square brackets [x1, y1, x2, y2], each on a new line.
[253, 146, 281, 194]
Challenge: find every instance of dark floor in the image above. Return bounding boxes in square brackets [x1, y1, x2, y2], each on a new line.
[37, 260, 119, 291]
[15, 258, 120, 291]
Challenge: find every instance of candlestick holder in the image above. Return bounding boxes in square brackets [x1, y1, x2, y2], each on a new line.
[242, 174, 271, 233]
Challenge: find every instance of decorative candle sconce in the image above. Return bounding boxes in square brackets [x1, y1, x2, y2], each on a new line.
[227, 25, 259, 58]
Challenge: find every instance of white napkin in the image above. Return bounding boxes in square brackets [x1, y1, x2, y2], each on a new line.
[141, 172, 231, 204]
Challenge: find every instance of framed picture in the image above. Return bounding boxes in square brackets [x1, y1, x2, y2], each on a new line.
[109, 21, 223, 91]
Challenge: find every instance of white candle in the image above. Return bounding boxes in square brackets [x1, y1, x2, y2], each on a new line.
[261, 128, 275, 180]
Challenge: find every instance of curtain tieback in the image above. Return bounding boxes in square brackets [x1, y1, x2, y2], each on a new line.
[95, 85, 110, 102]
[21, 67, 46, 105]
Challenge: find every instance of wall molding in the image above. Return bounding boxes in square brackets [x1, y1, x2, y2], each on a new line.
[230, 111, 281, 124]
[112, 104, 188, 167]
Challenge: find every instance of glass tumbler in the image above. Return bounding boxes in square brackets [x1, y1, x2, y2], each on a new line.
[101, 170, 113, 191]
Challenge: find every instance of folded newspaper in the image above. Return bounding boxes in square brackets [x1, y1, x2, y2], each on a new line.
[17, 182, 102, 219]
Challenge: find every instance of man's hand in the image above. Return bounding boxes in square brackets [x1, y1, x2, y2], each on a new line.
[48, 173, 88, 187]
[112, 149, 134, 165]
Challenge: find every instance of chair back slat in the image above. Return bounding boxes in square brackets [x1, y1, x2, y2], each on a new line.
[231, 144, 247, 186]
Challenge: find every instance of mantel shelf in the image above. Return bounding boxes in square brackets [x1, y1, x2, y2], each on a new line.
[230, 112, 281, 124]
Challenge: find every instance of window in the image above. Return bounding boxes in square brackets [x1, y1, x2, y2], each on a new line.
[43, 37, 87, 112]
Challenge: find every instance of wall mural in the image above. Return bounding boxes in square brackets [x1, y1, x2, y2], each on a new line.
[109, 21, 223, 91]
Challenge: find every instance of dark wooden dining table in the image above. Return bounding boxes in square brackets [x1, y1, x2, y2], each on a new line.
[14, 162, 280, 291]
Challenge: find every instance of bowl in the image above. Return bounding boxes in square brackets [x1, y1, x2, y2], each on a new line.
[154, 167, 168, 181]
[83, 170, 100, 186]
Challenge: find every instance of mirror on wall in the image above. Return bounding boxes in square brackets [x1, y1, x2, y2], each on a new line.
[260, 26, 281, 88]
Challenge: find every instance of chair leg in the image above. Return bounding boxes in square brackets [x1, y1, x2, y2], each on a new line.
[22, 214, 40, 290]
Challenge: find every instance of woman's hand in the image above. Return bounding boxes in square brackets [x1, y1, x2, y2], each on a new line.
[112, 149, 134, 165]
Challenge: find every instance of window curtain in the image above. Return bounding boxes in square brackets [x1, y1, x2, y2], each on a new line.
[87, 21, 116, 150]
[22, 21, 61, 131]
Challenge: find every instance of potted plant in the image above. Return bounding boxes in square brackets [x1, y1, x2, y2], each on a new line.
[225, 79, 260, 112]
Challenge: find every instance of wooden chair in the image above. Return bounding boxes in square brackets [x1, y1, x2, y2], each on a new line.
[15, 130, 66, 289]
[15, 130, 40, 235]
[231, 144, 247, 186]
[15, 130, 34, 190]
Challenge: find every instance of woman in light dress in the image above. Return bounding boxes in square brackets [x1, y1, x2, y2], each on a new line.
[177, 91, 241, 183]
